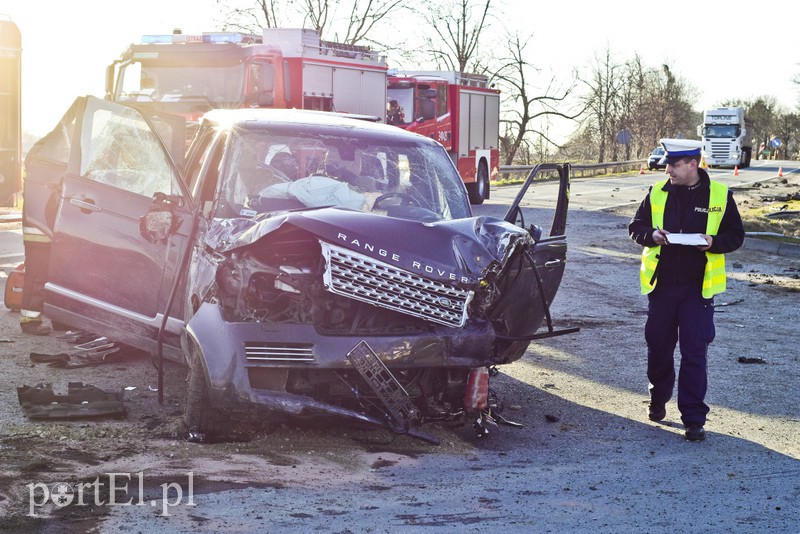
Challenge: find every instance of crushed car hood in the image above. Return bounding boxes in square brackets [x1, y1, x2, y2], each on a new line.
[204, 208, 534, 288]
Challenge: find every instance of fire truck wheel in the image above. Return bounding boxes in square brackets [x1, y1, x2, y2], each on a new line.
[468, 162, 489, 205]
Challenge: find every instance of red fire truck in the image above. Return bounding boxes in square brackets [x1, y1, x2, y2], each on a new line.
[105, 28, 388, 165]
[0, 15, 22, 206]
[387, 71, 500, 205]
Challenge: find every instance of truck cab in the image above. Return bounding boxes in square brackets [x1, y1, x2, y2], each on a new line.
[698, 107, 752, 168]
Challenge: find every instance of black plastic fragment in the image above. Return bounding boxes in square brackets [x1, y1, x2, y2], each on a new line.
[17, 382, 126, 420]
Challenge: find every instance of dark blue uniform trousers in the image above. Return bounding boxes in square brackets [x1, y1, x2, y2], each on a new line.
[645, 282, 715, 427]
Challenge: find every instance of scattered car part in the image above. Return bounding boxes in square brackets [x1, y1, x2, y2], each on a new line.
[17, 382, 126, 419]
[737, 356, 767, 364]
[714, 299, 744, 307]
[766, 209, 799, 219]
[29, 352, 70, 365]
[346, 341, 420, 432]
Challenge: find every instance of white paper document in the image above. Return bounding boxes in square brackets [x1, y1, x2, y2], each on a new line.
[665, 233, 708, 246]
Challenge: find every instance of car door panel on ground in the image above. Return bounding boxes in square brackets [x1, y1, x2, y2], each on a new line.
[42, 96, 191, 352]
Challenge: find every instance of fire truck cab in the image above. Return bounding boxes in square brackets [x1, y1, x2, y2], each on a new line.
[106, 28, 388, 164]
[387, 71, 500, 205]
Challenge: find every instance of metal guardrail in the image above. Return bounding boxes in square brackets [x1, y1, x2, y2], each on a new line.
[499, 159, 646, 180]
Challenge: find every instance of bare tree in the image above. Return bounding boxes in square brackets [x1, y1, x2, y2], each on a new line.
[493, 33, 583, 164]
[772, 111, 800, 159]
[301, 0, 330, 35]
[421, 0, 492, 73]
[577, 49, 697, 163]
[217, 0, 402, 46]
[215, 0, 287, 32]
[340, 0, 406, 45]
[581, 48, 623, 163]
[725, 96, 779, 159]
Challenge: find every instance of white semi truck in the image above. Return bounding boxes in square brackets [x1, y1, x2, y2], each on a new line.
[697, 107, 753, 168]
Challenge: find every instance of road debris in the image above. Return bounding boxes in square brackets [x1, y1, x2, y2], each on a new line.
[737, 356, 767, 364]
[714, 298, 744, 307]
[17, 382, 126, 419]
[28, 345, 129, 369]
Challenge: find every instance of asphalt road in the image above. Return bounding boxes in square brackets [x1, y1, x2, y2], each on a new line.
[493, 159, 798, 212]
[0, 164, 798, 532]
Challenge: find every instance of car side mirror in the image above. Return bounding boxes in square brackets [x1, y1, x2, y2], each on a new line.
[528, 224, 543, 242]
[140, 193, 178, 242]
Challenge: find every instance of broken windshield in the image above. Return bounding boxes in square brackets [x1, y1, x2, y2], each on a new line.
[216, 125, 470, 222]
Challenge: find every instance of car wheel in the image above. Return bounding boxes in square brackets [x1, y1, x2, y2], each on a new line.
[184, 348, 225, 440]
[467, 162, 489, 205]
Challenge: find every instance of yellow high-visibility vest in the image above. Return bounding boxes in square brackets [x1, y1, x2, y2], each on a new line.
[640, 179, 728, 298]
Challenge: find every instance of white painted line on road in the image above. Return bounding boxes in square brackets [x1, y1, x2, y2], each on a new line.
[595, 199, 642, 211]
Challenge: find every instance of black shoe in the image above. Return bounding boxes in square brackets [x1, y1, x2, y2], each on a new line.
[648, 404, 666, 422]
[21, 321, 52, 336]
[685, 425, 706, 441]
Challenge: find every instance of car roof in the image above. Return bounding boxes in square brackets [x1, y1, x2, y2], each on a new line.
[201, 108, 429, 142]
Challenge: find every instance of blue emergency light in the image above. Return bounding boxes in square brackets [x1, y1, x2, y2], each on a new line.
[141, 33, 260, 44]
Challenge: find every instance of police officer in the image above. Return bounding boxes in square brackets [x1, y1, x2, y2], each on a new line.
[629, 139, 744, 441]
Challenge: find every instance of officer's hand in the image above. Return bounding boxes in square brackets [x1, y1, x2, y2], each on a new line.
[697, 234, 712, 251]
[652, 228, 669, 246]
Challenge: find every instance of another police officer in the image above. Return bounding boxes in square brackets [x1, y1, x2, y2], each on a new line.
[629, 139, 744, 441]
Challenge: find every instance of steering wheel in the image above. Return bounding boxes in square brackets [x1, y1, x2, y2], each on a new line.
[372, 192, 421, 211]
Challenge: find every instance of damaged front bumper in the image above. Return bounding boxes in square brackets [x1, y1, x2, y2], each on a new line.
[185, 302, 495, 422]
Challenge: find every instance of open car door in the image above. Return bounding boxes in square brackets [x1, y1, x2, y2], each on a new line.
[40, 96, 193, 358]
[490, 163, 577, 362]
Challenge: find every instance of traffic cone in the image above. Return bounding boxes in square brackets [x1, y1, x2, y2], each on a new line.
[778, 166, 783, 177]
[734, 165, 738, 176]
[640, 164, 645, 175]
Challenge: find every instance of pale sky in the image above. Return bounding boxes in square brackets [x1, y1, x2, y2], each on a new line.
[3, 0, 798, 139]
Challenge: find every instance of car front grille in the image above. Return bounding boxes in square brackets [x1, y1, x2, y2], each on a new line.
[320, 242, 472, 328]
[245, 342, 315, 362]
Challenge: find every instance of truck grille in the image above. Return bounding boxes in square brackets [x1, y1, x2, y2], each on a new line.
[320, 242, 472, 328]
[245, 342, 314, 362]
[710, 141, 732, 159]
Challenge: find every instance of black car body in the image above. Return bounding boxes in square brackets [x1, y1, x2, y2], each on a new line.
[25, 97, 572, 440]
[647, 146, 667, 170]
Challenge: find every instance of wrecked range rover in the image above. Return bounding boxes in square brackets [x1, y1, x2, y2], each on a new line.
[24, 97, 574, 442]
